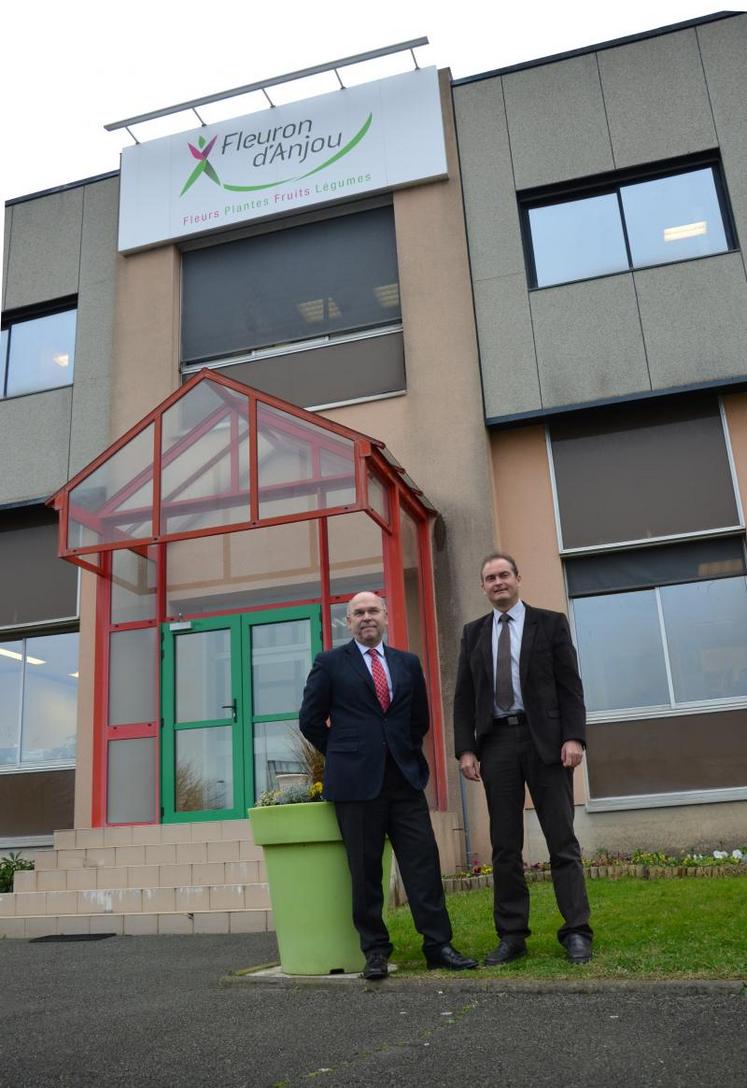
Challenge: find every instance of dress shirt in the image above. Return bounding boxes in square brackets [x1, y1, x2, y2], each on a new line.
[492, 600, 525, 716]
[354, 639, 393, 701]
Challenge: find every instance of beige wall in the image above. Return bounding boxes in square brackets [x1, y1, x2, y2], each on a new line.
[322, 72, 497, 842]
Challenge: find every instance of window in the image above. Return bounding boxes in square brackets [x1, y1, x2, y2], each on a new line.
[180, 206, 405, 408]
[524, 163, 734, 288]
[549, 396, 740, 550]
[0, 506, 79, 626]
[568, 538, 747, 715]
[0, 631, 79, 768]
[1, 305, 76, 398]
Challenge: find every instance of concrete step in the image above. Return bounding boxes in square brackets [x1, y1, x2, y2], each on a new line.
[11, 859, 267, 894]
[52, 820, 253, 850]
[0, 908, 272, 940]
[5, 881, 271, 917]
[33, 838, 263, 872]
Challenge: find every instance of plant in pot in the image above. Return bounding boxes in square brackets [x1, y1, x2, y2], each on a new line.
[249, 740, 392, 976]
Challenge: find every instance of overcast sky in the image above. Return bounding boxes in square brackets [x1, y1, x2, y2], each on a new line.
[1, 2, 727, 208]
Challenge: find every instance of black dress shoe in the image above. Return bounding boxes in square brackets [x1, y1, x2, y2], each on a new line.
[425, 943, 478, 970]
[484, 939, 527, 966]
[362, 951, 389, 980]
[564, 934, 592, 964]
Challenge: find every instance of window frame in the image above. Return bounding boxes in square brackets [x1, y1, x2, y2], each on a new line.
[568, 566, 747, 724]
[545, 398, 745, 556]
[1, 297, 78, 400]
[0, 623, 80, 774]
[179, 202, 402, 367]
[519, 154, 739, 290]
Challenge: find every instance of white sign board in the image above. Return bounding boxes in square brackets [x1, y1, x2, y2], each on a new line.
[118, 67, 447, 252]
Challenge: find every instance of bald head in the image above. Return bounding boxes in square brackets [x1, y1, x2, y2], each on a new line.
[346, 592, 388, 646]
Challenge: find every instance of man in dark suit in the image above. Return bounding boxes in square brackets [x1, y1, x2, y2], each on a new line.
[454, 552, 593, 965]
[300, 591, 477, 980]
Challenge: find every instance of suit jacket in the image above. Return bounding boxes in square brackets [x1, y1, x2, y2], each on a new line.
[299, 640, 431, 802]
[453, 603, 586, 765]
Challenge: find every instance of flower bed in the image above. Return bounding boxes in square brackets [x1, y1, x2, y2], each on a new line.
[443, 848, 747, 893]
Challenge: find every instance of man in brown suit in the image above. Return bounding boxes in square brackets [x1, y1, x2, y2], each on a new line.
[454, 552, 593, 965]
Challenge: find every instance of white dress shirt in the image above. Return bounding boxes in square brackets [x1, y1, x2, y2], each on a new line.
[354, 639, 393, 701]
[492, 600, 525, 716]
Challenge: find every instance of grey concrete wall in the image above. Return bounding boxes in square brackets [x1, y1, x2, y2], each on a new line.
[1, 176, 118, 504]
[454, 12, 747, 421]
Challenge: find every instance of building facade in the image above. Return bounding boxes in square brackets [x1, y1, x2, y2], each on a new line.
[1, 13, 746, 936]
[453, 9, 747, 854]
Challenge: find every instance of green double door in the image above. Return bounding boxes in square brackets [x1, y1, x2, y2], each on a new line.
[161, 606, 322, 822]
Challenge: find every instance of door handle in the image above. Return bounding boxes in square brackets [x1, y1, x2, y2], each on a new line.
[221, 699, 237, 722]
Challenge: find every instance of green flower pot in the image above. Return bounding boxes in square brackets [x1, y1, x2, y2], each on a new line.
[249, 800, 392, 976]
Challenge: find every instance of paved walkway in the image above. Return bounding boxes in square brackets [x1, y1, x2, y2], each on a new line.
[1, 933, 744, 1087]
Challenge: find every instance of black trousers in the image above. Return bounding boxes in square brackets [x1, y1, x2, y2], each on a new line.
[479, 718, 592, 945]
[335, 756, 452, 957]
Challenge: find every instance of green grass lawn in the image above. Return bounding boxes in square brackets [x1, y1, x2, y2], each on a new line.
[386, 878, 747, 979]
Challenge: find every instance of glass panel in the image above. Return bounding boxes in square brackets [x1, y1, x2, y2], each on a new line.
[210, 330, 406, 410]
[110, 547, 157, 624]
[5, 309, 76, 397]
[1, 328, 8, 391]
[573, 591, 670, 712]
[621, 167, 728, 268]
[108, 627, 157, 725]
[330, 599, 387, 648]
[328, 512, 384, 597]
[400, 507, 424, 661]
[175, 629, 232, 723]
[20, 633, 78, 763]
[257, 404, 356, 519]
[400, 504, 435, 806]
[528, 193, 629, 287]
[181, 207, 401, 362]
[660, 577, 747, 703]
[161, 382, 250, 535]
[107, 738, 156, 824]
[0, 640, 23, 765]
[254, 719, 305, 796]
[166, 521, 321, 616]
[330, 603, 351, 648]
[0, 505, 78, 626]
[550, 397, 739, 548]
[251, 620, 312, 716]
[68, 424, 154, 549]
[368, 471, 389, 523]
[175, 726, 233, 811]
[566, 537, 747, 597]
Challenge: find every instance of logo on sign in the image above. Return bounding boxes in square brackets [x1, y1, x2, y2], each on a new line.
[179, 113, 373, 197]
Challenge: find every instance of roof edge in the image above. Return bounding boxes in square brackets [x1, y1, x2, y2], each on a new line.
[452, 10, 742, 87]
[5, 169, 120, 209]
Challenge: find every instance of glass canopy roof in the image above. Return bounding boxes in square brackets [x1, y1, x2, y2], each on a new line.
[50, 369, 435, 570]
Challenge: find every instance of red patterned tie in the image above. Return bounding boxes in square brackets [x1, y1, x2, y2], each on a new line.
[367, 648, 391, 712]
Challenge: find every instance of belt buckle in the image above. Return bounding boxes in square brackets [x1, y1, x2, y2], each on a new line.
[507, 714, 520, 725]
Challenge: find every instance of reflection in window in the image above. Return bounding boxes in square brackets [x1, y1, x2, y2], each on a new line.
[328, 512, 384, 598]
[620, 168, 728, 269]
[574, 591, 670, 713]
[251, 620, 312, 716]
[175, 628, 232, 723]
[253, 719, 305, 796]
[660, 578, 747, 703]
[181, 207, 400, 362]
[175, 726, 233, 811]
[525, 164, 731, 288]
[573, 576, 747, 714]
[0, 632, 78, 767]
[528, 193, 629, 287]
[3, 308, 76, 398]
